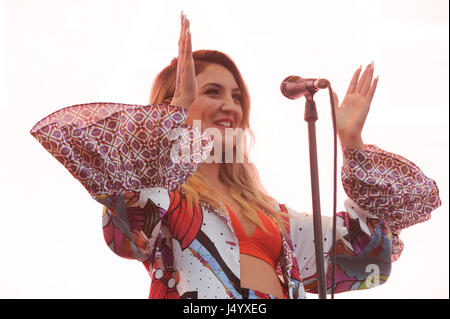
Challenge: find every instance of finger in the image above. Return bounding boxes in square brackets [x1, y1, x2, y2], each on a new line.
[355, 64, 370, 94]
[184, 18, 191, 60]
[179, 16, 190, 88]
[180, 13, 186, 55]
[346, 66, 362, 95]
[176, 13, 186, 89]
[361, 62, 374, 97]
[178, 11, 184, 48]
[186, 26, 192, 58]
[367, 75, 379, 106]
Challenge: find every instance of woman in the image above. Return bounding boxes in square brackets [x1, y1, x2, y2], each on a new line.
[30, 12, 441, 299]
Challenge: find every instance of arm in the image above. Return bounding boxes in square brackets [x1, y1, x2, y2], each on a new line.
[30, 102, 213, 262]
[341, 144, 441, 261]
[286, 144, 441, 294]
[30, 13, 202, 264]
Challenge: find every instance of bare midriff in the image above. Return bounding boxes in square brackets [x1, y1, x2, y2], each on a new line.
[240, 254, 285, 298]
[222, 199, 285, 298]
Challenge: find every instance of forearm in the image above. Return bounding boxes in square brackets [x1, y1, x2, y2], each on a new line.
[339, 133, 365, 150]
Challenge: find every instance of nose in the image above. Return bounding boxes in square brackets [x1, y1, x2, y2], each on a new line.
[220, 96, 241, 115]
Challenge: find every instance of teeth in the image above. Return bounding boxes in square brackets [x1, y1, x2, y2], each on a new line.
[216, 121, 232, 127]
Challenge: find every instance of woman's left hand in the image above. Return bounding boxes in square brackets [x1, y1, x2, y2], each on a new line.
[333, 62, 378, 149]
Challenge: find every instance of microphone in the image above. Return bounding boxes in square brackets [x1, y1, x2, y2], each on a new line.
[280, 76, 329, 100]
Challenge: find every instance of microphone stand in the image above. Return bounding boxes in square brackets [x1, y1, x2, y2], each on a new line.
[304, 89, 327, 299]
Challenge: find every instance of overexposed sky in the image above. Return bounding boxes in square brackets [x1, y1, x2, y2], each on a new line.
[0, 0, 448, 298]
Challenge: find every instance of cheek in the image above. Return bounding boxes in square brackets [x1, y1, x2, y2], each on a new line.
[185, 99, 203, 124]
[185, 99, 215, 126]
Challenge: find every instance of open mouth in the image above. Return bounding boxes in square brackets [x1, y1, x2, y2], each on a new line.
[214, 119, 233, 128]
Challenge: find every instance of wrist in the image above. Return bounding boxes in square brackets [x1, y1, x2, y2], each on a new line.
[339, 134, 365, 150]
[170, 96, 194, 110]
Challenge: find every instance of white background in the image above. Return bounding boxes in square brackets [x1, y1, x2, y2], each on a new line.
[0, 0, 448, 298]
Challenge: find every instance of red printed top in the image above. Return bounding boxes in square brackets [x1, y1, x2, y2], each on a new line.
[226, 204, 282, 269]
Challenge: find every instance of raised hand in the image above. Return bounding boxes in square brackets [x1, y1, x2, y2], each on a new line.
[170, 11, 197, 110]
[333, 62, 379, 149]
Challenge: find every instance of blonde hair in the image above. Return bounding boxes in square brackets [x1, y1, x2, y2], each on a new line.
[150, 50, 288, 236]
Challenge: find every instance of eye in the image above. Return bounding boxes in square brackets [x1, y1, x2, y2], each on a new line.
[206, 89, 219, 95]
[206, 89, 241, 103]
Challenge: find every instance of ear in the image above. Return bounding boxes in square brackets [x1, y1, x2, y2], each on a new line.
[162, 96, 173, 104]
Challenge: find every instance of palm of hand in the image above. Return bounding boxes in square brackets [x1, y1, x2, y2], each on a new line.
[336, 93, 370, 137]
[334, 63, 378, 141]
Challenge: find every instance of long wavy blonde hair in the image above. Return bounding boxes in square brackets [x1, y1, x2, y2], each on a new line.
[149, 50, 288, 236]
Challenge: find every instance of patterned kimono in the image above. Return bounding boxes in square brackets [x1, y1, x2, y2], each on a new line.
[30, 102, 441, 299]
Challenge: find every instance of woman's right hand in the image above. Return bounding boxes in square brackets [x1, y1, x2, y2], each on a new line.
[170, 11, 197, 110]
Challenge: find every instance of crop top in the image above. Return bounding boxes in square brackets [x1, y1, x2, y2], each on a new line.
[225, 204, 282, 269]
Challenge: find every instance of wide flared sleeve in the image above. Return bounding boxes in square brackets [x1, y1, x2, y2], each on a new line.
[285, 144, 441, 294]
[30, 102, 213, 197]
[31, 102, 214, 262]
[341, 144, 441, 261]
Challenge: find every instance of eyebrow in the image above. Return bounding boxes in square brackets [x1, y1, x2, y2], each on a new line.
[201, 82, 241, 93]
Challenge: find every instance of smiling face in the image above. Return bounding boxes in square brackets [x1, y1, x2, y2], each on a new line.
[186, 63, 244, 141]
